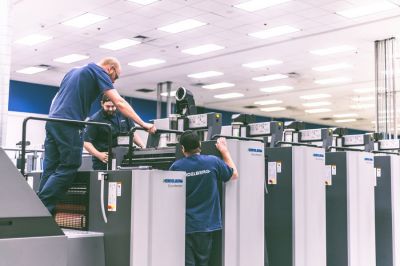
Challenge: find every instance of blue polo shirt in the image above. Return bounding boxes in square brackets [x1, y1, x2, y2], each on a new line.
[169, 154, 233, 233]
[49, 63, 114, 121]
[83, 110, 134, 151]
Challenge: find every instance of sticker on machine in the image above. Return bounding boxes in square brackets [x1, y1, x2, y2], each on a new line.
[325, 165, 332, 186]
[276, 162, 282, 173]
[268, 162, 277, 185]
[108, 182, 117, 212]
[117, 182, 122, 197]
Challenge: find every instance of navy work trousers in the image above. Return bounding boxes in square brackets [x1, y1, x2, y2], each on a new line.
[38, 121, 83, 214]
[185, 232, 214, 266]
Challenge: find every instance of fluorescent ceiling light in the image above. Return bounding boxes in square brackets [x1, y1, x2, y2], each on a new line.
[100, 39, 140, 50]
[128, 58, 165, 67]
[310, 45, 356, 56]
[127, 0, 159, 5]
[187, 71, 223, 79]
[350, 103, 375, 109]
[249, 25, 300, 39]
[182, 44, 225, 55]
[300, 94, 331, 100]
[202, 82, 235, 90]
[15, 34, 53, 46]
[314, 77, 351, 85]
[16, 66, 48, 74]
[312, 63, 353, 72]
[302, 101, 331, 107]
[353, 87, 374, 94]
[62, 13, 108, 28]
[234, 0, 291, 12]
[161, 90, 176, 97]
[333, 113, 358, 118]
[336, 2, 398, 18]
[305, 108, 331, 114]
[335, 119, 357, 123]
[260, 106, 286, 112]
[260, 85, 293, 93]
[158, 19, 207, 33]
[214, 93, 244, 99]
[254, 99, 283, 105]
[242, 59, 283, 68]
[54, 54, 89, 64]
[352, 96, 375, 102]
[253, 74, 288, 82]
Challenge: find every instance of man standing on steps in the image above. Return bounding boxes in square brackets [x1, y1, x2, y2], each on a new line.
[38, 57, 156, 215]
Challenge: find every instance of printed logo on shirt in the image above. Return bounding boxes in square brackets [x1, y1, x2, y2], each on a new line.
[186, 170, 211, 177]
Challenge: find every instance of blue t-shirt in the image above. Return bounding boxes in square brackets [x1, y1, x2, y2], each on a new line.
[83, 110, 134, 151]
[49, 63, 114, 121]
[169, 154, 233, 233]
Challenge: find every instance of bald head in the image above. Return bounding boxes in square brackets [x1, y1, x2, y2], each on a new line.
[98, 57, 121, 83]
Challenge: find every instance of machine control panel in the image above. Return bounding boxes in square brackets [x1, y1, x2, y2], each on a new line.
[343, 134, 369, 146]
[300, 129, 322, 142]
[378, 139, 400, 150]
[248, 122, 271, 136]
[188, 114, 208, 129]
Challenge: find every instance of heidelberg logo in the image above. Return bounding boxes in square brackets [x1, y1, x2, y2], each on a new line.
[248, 148, 263, 153]
[163, 179, 183, 184]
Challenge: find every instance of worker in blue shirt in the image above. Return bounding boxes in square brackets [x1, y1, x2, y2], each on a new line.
[37, 57, 156, 215]
[83, 94, 145, 170]
[169, 130, 238, 266]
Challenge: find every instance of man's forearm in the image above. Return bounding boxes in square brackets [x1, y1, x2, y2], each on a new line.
[84, 142, 101, 157]
[105, 89, 147, 128]
[221, 151, 239, 180]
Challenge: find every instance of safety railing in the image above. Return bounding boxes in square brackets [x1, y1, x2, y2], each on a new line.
[21, 116, 113, 176]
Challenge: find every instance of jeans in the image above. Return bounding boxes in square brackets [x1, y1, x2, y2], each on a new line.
[38, 121, 83, 214]
[186, 232, 214, 266]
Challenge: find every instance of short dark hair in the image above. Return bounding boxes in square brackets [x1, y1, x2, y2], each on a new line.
[180, 130, 200, 152]
[101, 94, 111, 103]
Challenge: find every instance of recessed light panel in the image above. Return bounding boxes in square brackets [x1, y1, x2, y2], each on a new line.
[234, 0, 291, 12]
[312, 63, 353, 72]
[128, 58, 166, 67]
[16, 66, 48, 74]
[182, 44, 225, 55]
[300, 94, 331, 100]
[242, 59, 283, 68]
[62, 13, 109, 28]
[187, 71, 223, 79]
[54, 54, 89, 64]
[260, 86, 293, 93]
[335, 119, 357, 123]
[214, 93, 244, 99]
[100, 39, 141, 50]
[333, 113, 358, 118]
[302, 101, 332, 107]
[158, 19, 207, 33]
[202, 82, 235, 90]
[253, 74, 288, 82]
[127, 0, 159, 5]
[254, 99, 283, 105]
[249, 25, 300, 39]
[310, 45, 356, 56]
[15, 34, 53, 46]
[314, 77, 351, 85]
[260, 106, 286, 112]
[305, 108, 331, 114]
[336, 1, 398, 18]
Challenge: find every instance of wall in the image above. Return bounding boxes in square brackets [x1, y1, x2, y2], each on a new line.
[6, 80, 365, 150]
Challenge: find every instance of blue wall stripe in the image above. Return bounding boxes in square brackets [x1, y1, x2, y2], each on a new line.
[8, 80, 365, 134]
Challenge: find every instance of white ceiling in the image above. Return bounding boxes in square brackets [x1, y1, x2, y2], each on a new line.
[9, 0, 400, 130]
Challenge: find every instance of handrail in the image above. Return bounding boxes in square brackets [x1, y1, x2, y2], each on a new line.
[211, 134, 264, 143]
[127, 126, 184, 165]
[327, 146, 364, 152]
[372, 150, 400, 155]
[276, 141, 319, 147]
[21, 116, 113, 175]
